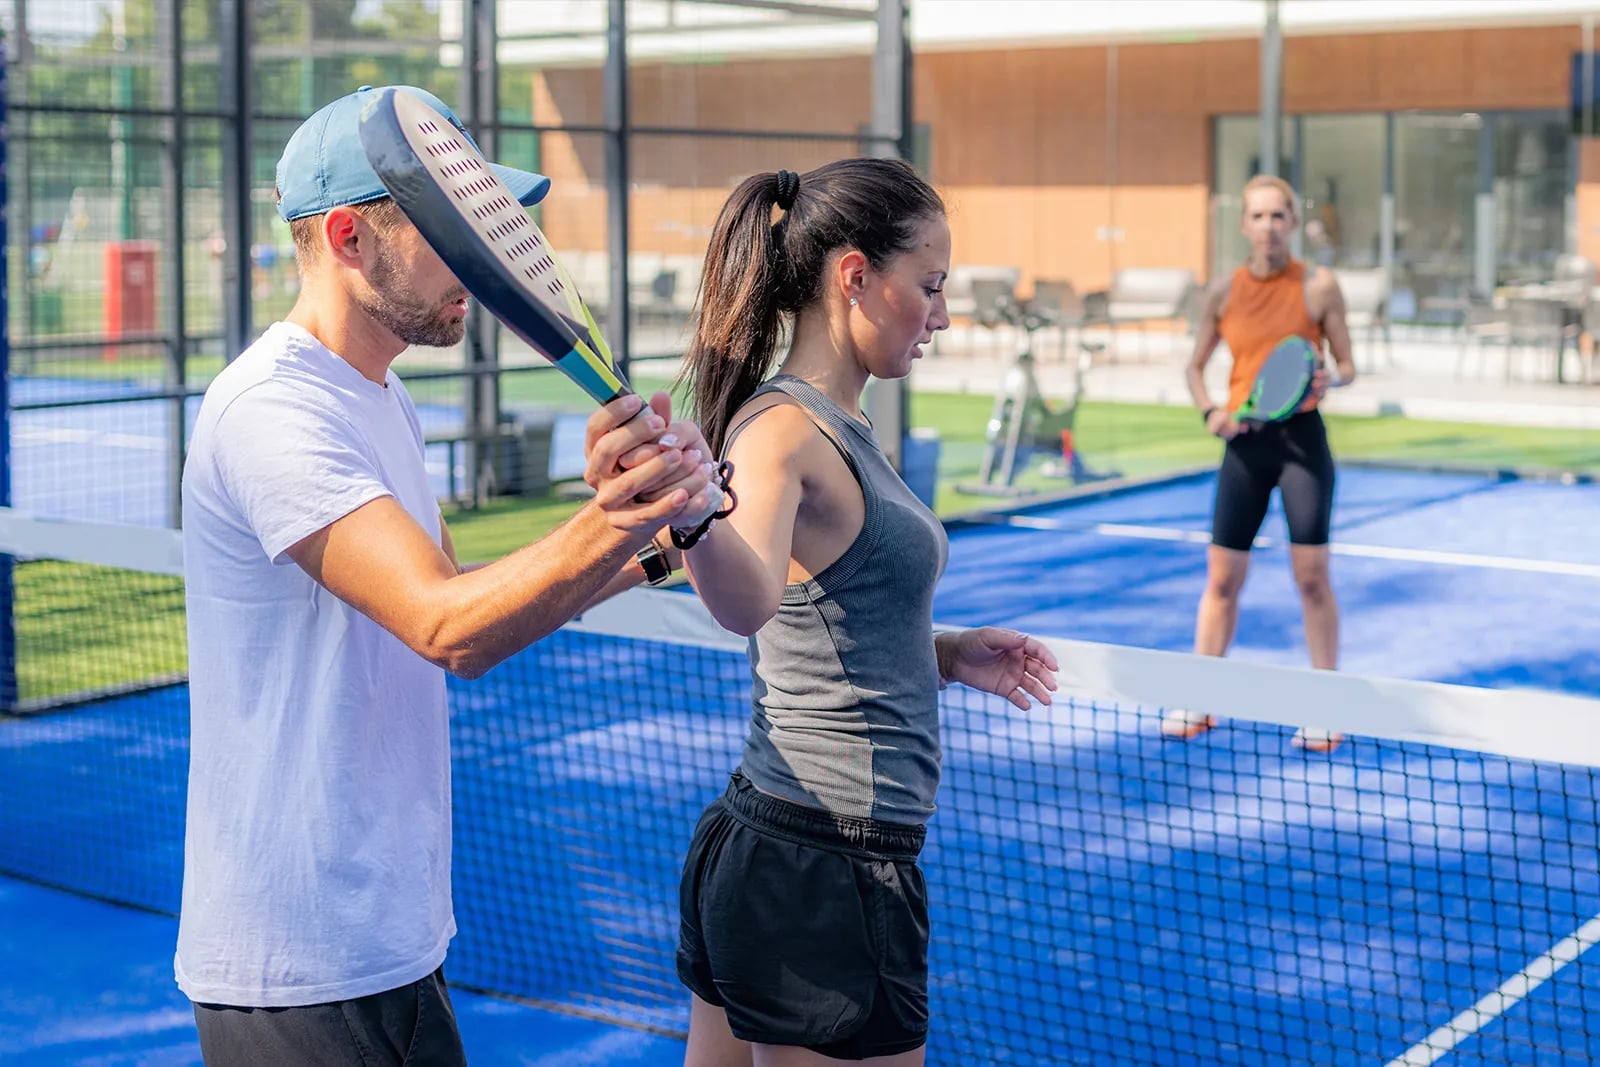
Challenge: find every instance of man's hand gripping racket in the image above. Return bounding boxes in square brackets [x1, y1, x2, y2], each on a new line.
[357, 87, 733, 541]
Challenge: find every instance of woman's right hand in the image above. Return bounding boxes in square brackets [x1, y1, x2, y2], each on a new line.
[1206, 408, 1247, 440]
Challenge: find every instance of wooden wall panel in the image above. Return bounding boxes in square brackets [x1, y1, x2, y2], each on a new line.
[535, 56, 870, 134]
[942, 186, 1115, 293]
[630, 55, 872, 133]
[1108, 186, 1212, 283]
[1116, 44, 1211, 117]
[1199, 38, 1260, 113]
[920, 47, 1110, 187]
[532, 68, 603, 129]
[536, 179, 605, 253]
[1284, 25, 1577, 114]
[530, 22, 1585, 295]
[1284, 36, 1381, 113]
[1115, 116, 1208, 186]
[1373, 30, 1474, 109]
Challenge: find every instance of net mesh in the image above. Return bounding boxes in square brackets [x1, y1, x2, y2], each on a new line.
[2, 512, 1597, 1065]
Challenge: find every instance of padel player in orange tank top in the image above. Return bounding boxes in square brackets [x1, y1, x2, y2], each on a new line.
[1164, 175, 1358, 753]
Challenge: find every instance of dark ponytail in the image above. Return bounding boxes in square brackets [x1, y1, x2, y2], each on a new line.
[680, 157, 945, 457]
[679, 171, 788, 459]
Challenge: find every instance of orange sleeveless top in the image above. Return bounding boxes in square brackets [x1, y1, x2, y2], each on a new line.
[1220, 260, 1323, 413]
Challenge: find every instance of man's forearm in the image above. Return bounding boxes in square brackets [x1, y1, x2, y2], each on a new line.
[577, 550, 660, 614]
[426, 502, 646, 677]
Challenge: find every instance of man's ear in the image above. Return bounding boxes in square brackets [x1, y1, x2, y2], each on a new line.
[321, 206, 365, 268]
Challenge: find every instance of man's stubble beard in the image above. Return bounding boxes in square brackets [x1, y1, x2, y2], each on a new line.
[356, 241, 466, 350]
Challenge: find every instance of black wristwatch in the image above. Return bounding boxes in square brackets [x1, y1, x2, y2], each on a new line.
[636, 536, 675, 587]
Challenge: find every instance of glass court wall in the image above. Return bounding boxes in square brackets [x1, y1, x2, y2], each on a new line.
[1214, 108, 1574, 327]
[1, 0, 900, 523]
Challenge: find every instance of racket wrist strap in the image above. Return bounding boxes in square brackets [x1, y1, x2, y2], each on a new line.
[670, 517, 716, 551]
[670, 460, 738, 551]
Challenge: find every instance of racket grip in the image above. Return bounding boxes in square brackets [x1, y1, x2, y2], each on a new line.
[583, 365, 641, 418]
[620, 397, 649, 426]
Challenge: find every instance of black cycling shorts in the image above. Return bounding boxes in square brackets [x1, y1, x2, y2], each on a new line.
[677, 772, 929, 1060]
[1211, 409, 1336, 551]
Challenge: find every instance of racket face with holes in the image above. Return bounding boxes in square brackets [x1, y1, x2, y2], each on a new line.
[357, 87, 629, 406]
[1235, 335, 1318, 423]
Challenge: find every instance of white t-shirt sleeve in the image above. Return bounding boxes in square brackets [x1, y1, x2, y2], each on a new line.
[211, 382, 396, 564]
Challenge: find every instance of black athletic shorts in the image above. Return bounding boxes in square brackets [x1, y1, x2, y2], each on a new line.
[677, 771, 930, 1060]
[191, 966, 465, 1067]
[1211, 409, 1336, 551]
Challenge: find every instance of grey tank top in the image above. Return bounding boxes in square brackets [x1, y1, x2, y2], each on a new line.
[735, 375, 951, 825]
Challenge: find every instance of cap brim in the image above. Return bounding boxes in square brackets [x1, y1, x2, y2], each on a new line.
[492, 164, 552, 207]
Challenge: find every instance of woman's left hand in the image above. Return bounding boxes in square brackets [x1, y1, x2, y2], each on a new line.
[940, 628, 1059, 709]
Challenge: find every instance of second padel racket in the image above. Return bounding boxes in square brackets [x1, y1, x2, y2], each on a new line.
[1235, 335, 1318, 424]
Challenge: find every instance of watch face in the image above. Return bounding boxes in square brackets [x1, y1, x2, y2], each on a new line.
[638, 545, 673, 585]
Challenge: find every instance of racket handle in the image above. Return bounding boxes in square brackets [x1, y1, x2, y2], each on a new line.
[614, 389, 650, 427]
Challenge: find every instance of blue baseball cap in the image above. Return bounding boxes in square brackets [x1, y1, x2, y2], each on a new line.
[274, 84, 551, 222]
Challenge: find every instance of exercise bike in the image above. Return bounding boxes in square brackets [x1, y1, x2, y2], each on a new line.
[958, 295, 1118, 496]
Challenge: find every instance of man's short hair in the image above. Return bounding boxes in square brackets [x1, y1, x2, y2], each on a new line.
[278, 191, 409, 268]
[1242, 174, 1299, 217]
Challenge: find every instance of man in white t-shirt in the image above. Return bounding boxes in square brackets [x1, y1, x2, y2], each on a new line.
[177, 85, 721, 1066]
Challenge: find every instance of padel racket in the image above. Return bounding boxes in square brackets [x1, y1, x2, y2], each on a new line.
[357, 87, 630, 408]
[1235, 335, 1318, 424]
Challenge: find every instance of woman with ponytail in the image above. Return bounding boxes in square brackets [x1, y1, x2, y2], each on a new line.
[668, 158, 1060, 1065]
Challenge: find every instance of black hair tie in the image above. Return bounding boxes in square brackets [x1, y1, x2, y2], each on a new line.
[774, 169, 800, 212]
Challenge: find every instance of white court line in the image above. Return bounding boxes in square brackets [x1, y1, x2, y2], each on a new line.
[993, 516, 1600, 579]
[14, 426, 165, 451]
[14, 427, 98, 445]
[1384, 913, 1600, 1067]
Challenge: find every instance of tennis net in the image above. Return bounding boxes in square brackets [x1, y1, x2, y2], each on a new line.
[2, 509, 1597, 1066]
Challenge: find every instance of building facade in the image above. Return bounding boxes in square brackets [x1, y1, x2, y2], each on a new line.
[521, 2, 1599, 324]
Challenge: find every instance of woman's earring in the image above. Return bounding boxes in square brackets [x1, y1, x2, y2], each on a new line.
[849, 297, 859, 307]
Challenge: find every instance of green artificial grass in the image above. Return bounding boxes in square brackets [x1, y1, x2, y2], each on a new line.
[10, 559, 187, 705]
[12, 389, 1600, 706]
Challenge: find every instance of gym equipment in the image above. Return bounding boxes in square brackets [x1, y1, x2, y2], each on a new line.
[958, 293, 1118, 497]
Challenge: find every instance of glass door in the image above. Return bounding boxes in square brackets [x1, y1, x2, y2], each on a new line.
[1393, 112, 1481, 324]
[1494, 111, 1571, 286]
[1300, 115, 1384, 270]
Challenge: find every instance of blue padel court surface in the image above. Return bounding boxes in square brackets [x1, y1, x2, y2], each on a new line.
[0, 878, 688, 1066]
[4, 424, 1599, 1062]
[933, 465, 1600, 695]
